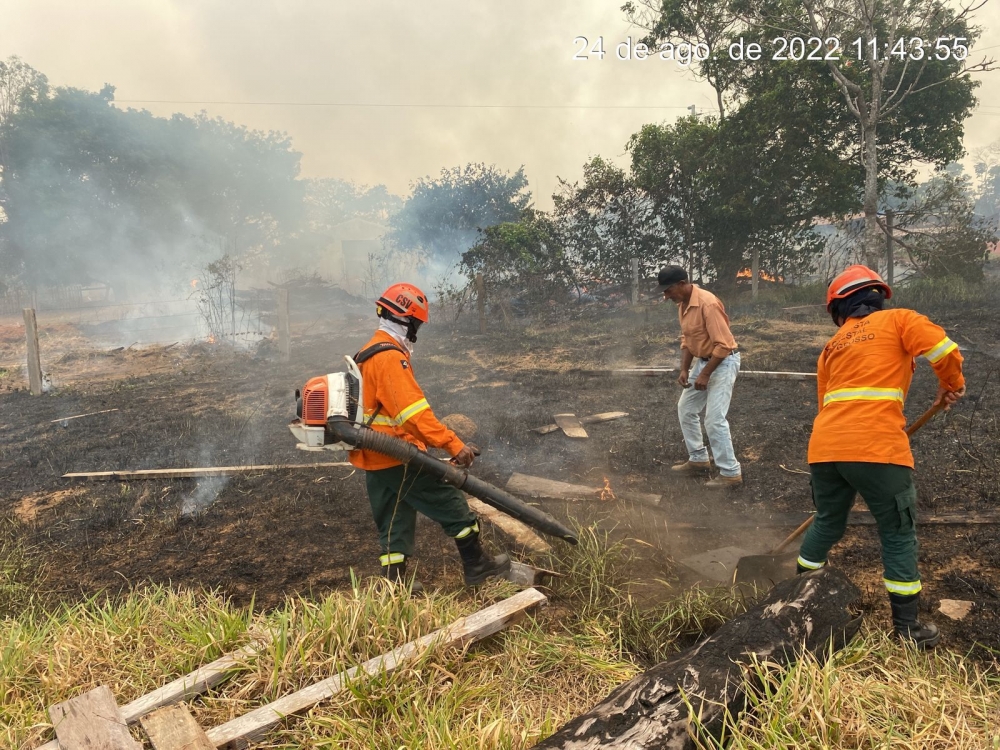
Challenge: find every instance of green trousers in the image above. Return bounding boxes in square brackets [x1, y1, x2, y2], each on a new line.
[365, 463, 478, 565]
[798, 462, 921, 596]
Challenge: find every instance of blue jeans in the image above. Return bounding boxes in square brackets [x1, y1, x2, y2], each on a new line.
[677, 352, 741, 477]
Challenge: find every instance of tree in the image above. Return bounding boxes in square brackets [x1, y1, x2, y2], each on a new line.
[621, 0, 993, 274]
[553, 156, 669, 285]
[0, 75, 303, 291]
[0, 57, 49, 278]
[385, 163, 532, 267]
[459, 211, 572, 306]
[885, 170, 993, 281]
[628, 110, 843, 286]
[784, 0, 990, 265]
[972, 138, 1000, 225]
[623, 0, 744, 117]
[304, 178, 402, 230]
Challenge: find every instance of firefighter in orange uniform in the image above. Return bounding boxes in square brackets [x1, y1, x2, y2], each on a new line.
[350, 283, 510, 591]
[797, 265, 965, 649]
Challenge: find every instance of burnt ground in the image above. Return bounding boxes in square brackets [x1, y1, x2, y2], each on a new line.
[1, 294, 999, 660]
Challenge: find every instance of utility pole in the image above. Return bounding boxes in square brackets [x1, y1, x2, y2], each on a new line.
[885, 209, 894, 286]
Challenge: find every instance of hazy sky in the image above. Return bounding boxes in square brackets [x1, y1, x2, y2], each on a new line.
[6, 0, 1000, 210]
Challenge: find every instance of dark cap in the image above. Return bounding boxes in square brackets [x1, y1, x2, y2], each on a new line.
[656, 266, 688, 290]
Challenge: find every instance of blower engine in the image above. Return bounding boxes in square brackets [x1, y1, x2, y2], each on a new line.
[288, 356, 365, 451]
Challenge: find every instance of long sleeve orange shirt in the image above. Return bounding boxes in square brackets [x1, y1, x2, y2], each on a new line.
[348, 330, 466, 471]
[807, 308, 964, 468]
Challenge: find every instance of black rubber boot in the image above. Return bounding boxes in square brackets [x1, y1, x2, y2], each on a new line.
[796, 563, 810, 575]
[455, 532, 511, 586]
[382, 560, 425, 595]
[889, 593, 940, 650]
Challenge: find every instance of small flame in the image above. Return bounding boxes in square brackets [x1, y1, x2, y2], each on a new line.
[207, 335, 216, 344]
[737, 268, 784, 283]
[191, 279, 199, 289]
[599, 476, 616, 502]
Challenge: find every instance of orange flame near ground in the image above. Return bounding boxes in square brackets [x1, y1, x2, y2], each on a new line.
[599, 477, 617, 502]
[737, 268, 784, 283]
[191, 279, 199, 289]
[207, 335, 216, 344]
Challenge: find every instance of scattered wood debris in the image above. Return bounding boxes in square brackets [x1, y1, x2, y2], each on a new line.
[531, 411, 628, 435]
[938, 599, 974, 621]
[553, 413, 588, 438]
[506, 472, 661, 508]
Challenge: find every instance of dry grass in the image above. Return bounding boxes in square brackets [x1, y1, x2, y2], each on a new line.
[3, 526, 999, 749]
[694, 628, 1000, 750]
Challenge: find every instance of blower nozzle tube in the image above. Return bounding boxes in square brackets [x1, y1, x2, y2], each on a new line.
[328, 418, 578, 545]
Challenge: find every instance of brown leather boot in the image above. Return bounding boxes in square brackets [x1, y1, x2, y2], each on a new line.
[671, 460, 712, 476]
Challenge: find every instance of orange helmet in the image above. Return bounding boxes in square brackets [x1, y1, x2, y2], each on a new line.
[377, 282, 430, 323]
[826, 265, 892, 311]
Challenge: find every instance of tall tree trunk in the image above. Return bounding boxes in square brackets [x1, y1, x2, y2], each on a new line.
[861, 119, 882, 271]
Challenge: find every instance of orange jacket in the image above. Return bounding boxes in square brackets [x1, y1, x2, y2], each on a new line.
[807, 308, 964, 467]
[348, 330, 466, 471]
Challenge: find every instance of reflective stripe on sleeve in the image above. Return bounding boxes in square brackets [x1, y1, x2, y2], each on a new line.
[884, 578, 922, 595]
[797, 556, 826, 570]
[923, 337, 958, 364]
[822, 387, 904, 406]
[365, 398, 430, 428]
[395, 398, 430, 425]
[380, 552, 406, 566]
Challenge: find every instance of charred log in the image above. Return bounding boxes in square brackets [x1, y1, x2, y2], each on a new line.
[533, 567, 861, 750]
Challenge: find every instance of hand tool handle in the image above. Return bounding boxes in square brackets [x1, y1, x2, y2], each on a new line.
[904, 401, 945, 437]
[771, 401, 944, 555]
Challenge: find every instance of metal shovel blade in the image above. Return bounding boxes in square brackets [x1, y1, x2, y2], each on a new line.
[732, 550, 800, 589]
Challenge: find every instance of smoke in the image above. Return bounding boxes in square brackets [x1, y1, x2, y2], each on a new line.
[180, 475, 227, 519]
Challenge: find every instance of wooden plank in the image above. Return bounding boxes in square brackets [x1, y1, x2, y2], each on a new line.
[665, 510, 1000, 532]
[62, 462, 352, 481]
[204, 588, 547, 748]
[36, 644, 259, 750]
[49, 685, 142, 750]
[506, 472, 661, 508]
[739, 370, 817, 381]
[531, 411, 628, 435]
[575, 368, 817, 380]
[141, 704, 214, 750]
[553, 414, 588, 438]
[49, 408, 119, 424]
[467, 496, 552, 554]
[23, 307, 43, 396]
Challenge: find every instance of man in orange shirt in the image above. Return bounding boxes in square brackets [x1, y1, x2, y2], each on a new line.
[350, 283, 510, 591]
[797, 265, 965, 649]
[658, 266, 743, 488]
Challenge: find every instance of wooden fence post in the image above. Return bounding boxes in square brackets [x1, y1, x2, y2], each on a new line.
[277, 289, 290, 362]
[630, 258, 639, 306]
[475, 273, 486, 334]
[23, 308, 43, 395]
[751, 247, 760, 299]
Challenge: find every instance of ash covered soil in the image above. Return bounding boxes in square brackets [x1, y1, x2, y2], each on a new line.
[1, 298, 998, 658]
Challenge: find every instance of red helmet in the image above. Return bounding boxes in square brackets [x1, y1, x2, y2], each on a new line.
[826, 265, 892, 311]
[377, 283, 430, 323]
